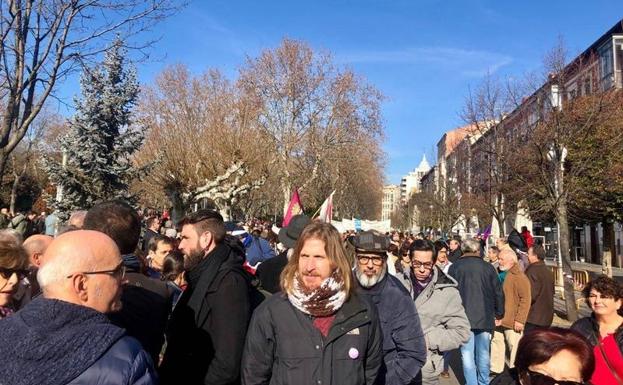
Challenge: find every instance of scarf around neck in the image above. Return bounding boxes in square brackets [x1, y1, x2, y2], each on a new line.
[288, 270, 347, 317]
[0, 297, 124, 385]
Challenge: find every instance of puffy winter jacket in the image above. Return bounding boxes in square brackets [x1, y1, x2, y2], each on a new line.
[412, 267, 471, 385]
[242, 292, 383, 385]
[69, 336, 158, 385]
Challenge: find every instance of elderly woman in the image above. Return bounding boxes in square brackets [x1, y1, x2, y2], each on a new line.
[572, 275, 623, 385]
[491, 327, 594, 385]
[0, 239, 29, 318]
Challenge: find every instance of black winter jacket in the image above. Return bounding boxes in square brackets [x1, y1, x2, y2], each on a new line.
[356, 273, 427, 385]
[69, 336, 157, 385]
[109, 257, 173, 364]
[448, 254, 504, 331]
[241, 292, 383, 385]
[571, 315, 623, 351]
[160, 239, 252, 385]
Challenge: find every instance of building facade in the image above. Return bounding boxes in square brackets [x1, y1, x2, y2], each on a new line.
[381, 184, 401, 221]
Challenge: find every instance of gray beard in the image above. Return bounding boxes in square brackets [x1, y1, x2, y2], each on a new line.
[356, 264, 387, 288]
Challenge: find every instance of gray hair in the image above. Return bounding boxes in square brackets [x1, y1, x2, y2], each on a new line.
[37, 249, 97, 292]
[461, 238, 481, 254]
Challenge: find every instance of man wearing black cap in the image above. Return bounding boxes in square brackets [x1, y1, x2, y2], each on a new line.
[255, 214, 311, 293]
[352, 230, 427, 385]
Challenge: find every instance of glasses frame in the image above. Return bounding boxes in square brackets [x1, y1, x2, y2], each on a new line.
[356, 254, 386, 266]
[411, 261, 434, 270]
[66, 262, 126, 280]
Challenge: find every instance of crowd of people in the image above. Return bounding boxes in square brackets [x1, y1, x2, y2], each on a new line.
[0, 202, 621, 385]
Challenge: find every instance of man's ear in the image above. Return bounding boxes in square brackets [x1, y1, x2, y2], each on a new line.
[32, 252, 43, 267]
[199, 231, 213, 250]
[71, 275, 89, 303]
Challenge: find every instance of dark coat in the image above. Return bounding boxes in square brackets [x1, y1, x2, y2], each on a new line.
[571, 315, 623, 351]
[448, 254, 504, 331]
[69, 336, 157, 385]
[255, 250, 288, 294]
[524, 261, 554, 327]
[160, 240, 252, 385]
[356, 273, 427, 385]
[448, 248, 462, 263]
[109, 256, 173, 364]
[241, 292, 383, 385]
[490, 369, 519, 385]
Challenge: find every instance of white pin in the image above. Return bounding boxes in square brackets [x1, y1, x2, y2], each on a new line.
[348, 347, 359, 359]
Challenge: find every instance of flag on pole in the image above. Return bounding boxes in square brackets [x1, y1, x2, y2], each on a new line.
[283, 188, 303, 227]
[317, 191, 335, 223]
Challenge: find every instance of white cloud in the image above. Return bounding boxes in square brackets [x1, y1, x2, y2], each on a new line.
[337, 46, 513, 77]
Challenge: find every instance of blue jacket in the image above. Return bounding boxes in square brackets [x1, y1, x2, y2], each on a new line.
[245, 236, 276, 266]
[0, 297, 157, 385]
[69, 336, 158, 385]
[356, 273, 427, 385]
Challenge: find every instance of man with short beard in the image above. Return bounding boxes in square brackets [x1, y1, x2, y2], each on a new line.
[490, 248, 531, 376]
[352, 231, 427, 385]
[160, 209, 252, 385]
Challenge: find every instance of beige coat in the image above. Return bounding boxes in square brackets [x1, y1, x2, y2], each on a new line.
[500, 263, 531, 328]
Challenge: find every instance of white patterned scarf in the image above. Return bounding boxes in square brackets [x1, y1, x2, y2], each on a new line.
[288, 270, 347, 317]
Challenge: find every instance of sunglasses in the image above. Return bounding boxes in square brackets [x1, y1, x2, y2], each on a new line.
[66, 262, 126, 280]
[0, 267, 29, 280]
[522, 369, 584, 385]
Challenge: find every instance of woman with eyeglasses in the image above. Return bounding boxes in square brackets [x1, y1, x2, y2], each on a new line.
[491, 327, 594, 385]
[0, 239, 28, 319]
[571, 275, 623, 385]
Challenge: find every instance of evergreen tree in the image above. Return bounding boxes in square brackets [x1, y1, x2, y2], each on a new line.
[44, 38, 143, 215]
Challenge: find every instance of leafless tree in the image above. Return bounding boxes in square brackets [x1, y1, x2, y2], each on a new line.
[0, 0, 180, 180]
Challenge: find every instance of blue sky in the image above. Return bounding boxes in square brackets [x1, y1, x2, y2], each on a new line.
[53, 0, 623, 184]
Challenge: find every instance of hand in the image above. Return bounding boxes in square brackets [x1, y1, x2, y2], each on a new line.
[514, 321, 524, 333]
[495, 319, 502, 327]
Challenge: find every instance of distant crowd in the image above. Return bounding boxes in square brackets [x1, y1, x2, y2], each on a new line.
[0, 202, 621, 385]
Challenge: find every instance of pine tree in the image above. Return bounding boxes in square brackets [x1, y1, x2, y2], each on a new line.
[44, 38, 143, 215]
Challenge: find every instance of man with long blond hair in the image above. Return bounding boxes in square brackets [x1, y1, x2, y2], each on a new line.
[242, 221, 383, 385]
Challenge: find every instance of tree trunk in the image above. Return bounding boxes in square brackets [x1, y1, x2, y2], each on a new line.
[282, 184, 291, 218]
[164, 184, 187, 225]
[10, 173, 21, 214]
[0, 153, 8, 189]
[590, 224, 599, 264]
[603, 219, 617, 267]
[558, 197, 578, 322]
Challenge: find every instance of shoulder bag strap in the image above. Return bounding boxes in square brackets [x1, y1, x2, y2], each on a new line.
[598, 340, 623, 385]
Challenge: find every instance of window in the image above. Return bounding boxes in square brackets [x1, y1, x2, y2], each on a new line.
[599, 40, 614, 89]
[584, 75, 592, 95]
[615, 37, 623, 88]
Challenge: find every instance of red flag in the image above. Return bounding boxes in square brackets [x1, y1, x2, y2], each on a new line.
[283, 188, 304, 227]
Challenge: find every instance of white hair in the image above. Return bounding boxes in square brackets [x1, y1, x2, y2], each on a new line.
[461, 239, 481, 254]
[37, 250, 98, 292]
